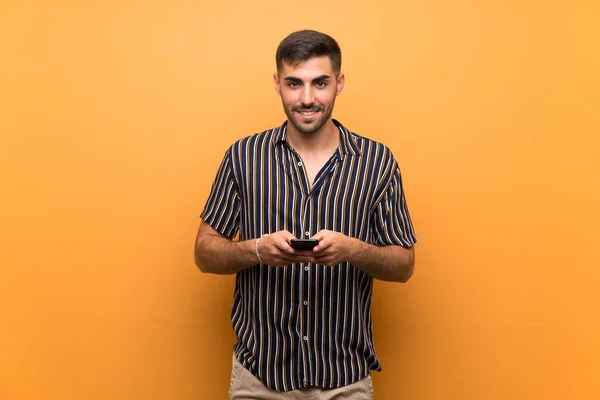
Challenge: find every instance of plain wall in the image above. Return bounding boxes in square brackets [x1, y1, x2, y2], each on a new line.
[1, 0, 599, 399]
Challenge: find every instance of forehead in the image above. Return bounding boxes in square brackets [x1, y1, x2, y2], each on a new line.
[279, 56, 336, 79]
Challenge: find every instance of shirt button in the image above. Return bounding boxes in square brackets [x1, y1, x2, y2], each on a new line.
[305, 231, 310, 237]
[298, 161, 303, 167]
[303, 301, 308, 305]
[303, 336, 308, 341]
[304, 266, 309, 271]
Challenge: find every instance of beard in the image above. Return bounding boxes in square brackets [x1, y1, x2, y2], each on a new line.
[283, 98, 336, 135]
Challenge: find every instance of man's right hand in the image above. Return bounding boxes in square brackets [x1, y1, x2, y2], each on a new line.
[195, 221, 317, 274]
[257, 231, 316, 267]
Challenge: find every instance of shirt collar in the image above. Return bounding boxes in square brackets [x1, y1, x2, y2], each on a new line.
[273, 119, 362, 158]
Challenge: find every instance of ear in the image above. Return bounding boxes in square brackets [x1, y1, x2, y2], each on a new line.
[336, 72, 345, 95]
[273, 73, 281, 95]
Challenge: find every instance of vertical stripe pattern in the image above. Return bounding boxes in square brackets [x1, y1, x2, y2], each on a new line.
[201, 120, 417, 392]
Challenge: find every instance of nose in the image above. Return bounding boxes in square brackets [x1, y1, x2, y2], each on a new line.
[300, 86, 315, 107]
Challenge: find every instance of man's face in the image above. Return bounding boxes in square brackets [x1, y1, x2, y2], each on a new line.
[274, 56, 345, 135]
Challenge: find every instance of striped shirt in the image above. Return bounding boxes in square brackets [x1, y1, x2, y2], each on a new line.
[200, 119, 417, 392]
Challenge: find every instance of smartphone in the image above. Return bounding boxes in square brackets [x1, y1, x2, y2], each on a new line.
[290, 239, 319, 250]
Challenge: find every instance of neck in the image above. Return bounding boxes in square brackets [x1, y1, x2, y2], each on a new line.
[286, 118, 339, 155]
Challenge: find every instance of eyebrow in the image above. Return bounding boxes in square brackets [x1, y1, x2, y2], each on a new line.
[284, 75, 332, 84]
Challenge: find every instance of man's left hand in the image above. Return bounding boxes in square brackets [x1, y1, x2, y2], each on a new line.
[308, 230, 359, 266]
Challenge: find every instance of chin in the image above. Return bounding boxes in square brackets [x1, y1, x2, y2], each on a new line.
[295, 123, 321, 135]
[293, 116, 329, 134]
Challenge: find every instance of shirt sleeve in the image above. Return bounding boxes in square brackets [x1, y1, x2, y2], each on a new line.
[370, 164, 418, 248]
[200, 147, 240, 239]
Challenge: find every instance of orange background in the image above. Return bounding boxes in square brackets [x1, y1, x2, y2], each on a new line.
[1, 1, 599, 399]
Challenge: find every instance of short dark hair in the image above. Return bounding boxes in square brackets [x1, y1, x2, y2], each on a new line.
[276, 30, 342, 75]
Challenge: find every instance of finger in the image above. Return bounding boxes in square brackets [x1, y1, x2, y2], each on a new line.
[275, 241, 296, 254]
[312, 239, 332, 253]
[283, 232, 299, 249]
[281, 230, 298, 242]
[270, 234, 295, 254]
[320, 260, 338, 267]
[313, 255, 339, 266]
[293, 249, 315, 256]
[276, 259, 295, 267]
[274, 254, 304, 265]
[294, 256, 316, 264]
[283, 253, 307, 261]
[310, 230, 328, 241]
[281, 251, 315, 263]
[276, 257, 313, 266]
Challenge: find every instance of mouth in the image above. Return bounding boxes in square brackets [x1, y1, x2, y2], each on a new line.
[295, 109, 319, 117]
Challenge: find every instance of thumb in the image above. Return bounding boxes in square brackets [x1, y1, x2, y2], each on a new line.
[282, 230, 297, 241]
[311, 229, 328, 241]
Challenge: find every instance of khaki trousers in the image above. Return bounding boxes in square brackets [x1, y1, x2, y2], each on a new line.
[229, 355, 375, 400]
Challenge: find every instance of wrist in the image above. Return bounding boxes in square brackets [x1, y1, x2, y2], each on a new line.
[255, 234, 268, 264]
[347, 237, 367, 264]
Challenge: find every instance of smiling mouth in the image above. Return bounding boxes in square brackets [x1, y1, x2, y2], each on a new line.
[296, 110, 318, 116]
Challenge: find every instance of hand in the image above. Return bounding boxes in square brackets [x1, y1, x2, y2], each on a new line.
[256, 230, 315, 267]
[310, 230, 359, 266]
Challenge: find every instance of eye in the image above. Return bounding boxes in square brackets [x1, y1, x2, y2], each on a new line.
[316, 81, 327, 87]
[287, 81, 299, 87]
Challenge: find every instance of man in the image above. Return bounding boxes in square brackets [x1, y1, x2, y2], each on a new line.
[195, 30, 417, 399]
